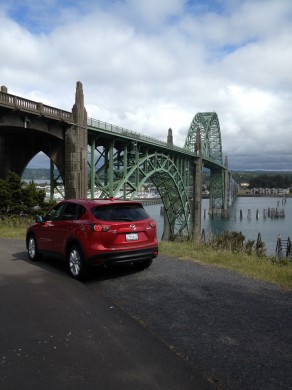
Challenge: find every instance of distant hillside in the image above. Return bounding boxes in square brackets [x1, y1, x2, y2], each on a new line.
[23, 168, 50, 181]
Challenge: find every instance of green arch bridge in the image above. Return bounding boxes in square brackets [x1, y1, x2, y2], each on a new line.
[0, 82, 239, 241]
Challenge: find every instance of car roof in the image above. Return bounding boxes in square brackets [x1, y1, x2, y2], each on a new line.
[64, 198, 143, 207]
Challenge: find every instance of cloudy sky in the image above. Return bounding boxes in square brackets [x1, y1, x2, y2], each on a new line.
[1, 0, 292, 170]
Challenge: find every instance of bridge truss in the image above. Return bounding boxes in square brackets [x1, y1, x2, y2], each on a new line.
[87, 120, 194, 240]
[86, 112, 229, 239]
[184, 112, 226, 211]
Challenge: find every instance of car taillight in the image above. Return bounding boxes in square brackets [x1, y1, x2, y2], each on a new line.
[149, 220, 156, 228]
[87, 224, 111, 232]
[101, 225, 111, 232]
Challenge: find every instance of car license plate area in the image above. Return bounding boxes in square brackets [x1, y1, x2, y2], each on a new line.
[126, 233, 139, 241]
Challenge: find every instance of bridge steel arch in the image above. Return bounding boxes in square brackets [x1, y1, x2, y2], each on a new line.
[87, 122, 194, 240]
[184, 112, 227, 214]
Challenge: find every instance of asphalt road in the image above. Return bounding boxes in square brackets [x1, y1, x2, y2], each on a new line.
[86, 255, 292, 390]
[0, 238, 211, 390]
[1, 239, 292, 389]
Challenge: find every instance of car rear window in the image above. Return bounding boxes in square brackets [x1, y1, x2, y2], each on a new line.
[91, 203, 150, 222]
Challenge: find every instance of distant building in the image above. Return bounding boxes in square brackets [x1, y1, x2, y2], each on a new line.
[250, 188, 290, 196]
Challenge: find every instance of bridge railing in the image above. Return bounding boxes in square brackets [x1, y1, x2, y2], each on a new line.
[0, 91, 72, 121]
[88, 117, 194, 155]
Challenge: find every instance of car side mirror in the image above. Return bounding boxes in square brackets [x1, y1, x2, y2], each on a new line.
[35, 215, 44, 223]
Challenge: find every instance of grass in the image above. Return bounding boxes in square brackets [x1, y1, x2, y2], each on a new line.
[159, 241, 292, 290]
[0, 216, 34, 239]
[1, 216, 291, 290]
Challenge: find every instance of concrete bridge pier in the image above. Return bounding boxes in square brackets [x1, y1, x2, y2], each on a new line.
[224, 156, 229, 209]
[192, 157, 202, 241]
[64, 81, 88, 199]
[161, 210, 171, 241]
[208, 157, 229, 217]
[192, 129, 202, 242]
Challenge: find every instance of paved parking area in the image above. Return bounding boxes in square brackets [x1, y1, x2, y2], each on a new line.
[2, 238, 292, 389]
[0, 239, 211, 390]
[86, 255, 292, 389]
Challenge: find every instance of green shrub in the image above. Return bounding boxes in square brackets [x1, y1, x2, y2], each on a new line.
[205, 230, 266, 256]
[0, 172, 48, 216]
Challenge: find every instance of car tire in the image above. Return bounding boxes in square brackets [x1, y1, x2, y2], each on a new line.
[134, 258, 153, 270]
[27, 234, 41, 261]
[67, 244, 87, 281]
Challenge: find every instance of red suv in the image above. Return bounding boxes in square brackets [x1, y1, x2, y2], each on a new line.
[26, 198, 158, 280]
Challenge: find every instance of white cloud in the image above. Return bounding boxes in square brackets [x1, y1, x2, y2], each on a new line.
[0, 0, 292, 170]
[121, 0, 186, 28]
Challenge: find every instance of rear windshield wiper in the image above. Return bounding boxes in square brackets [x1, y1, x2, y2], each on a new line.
[109, 218, 133, 221]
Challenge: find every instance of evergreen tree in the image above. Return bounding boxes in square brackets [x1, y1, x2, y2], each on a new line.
[6, 172, 23, 213]
[0, 172, 46, 215]
[0, 178, 11, 212]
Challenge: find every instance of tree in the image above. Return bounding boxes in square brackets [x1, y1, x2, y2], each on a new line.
[0, 172, 46, 215]
[248, 173, 292, 189]
[22, 181, 46, 212]
[6, 172, 23, 213]
[0, 178, 11, 212]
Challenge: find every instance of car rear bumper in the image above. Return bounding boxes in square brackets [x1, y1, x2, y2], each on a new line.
[86, 246, 159, 266]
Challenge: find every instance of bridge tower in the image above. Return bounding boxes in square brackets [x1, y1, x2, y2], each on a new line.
[64, 81, 88, 198]
[185, 112, 227, 217]
[192, 128, 202, 241]
[167, 128, 173, 145]
[224, 155, 229, 209]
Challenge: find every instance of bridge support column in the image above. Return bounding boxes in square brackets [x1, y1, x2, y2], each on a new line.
[161, 210, 171, 241]
[224, 170, 230, 208]
[65, 81, 88, 199]
[192, 156, 202, 241]
[90, 138, 96, 198]
[224, 155, 229, 209]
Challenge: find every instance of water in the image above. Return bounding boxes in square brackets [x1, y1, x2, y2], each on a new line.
[145, 197, 291, 256]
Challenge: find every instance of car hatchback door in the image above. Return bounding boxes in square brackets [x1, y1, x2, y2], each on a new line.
[92, 203, 156, 249]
